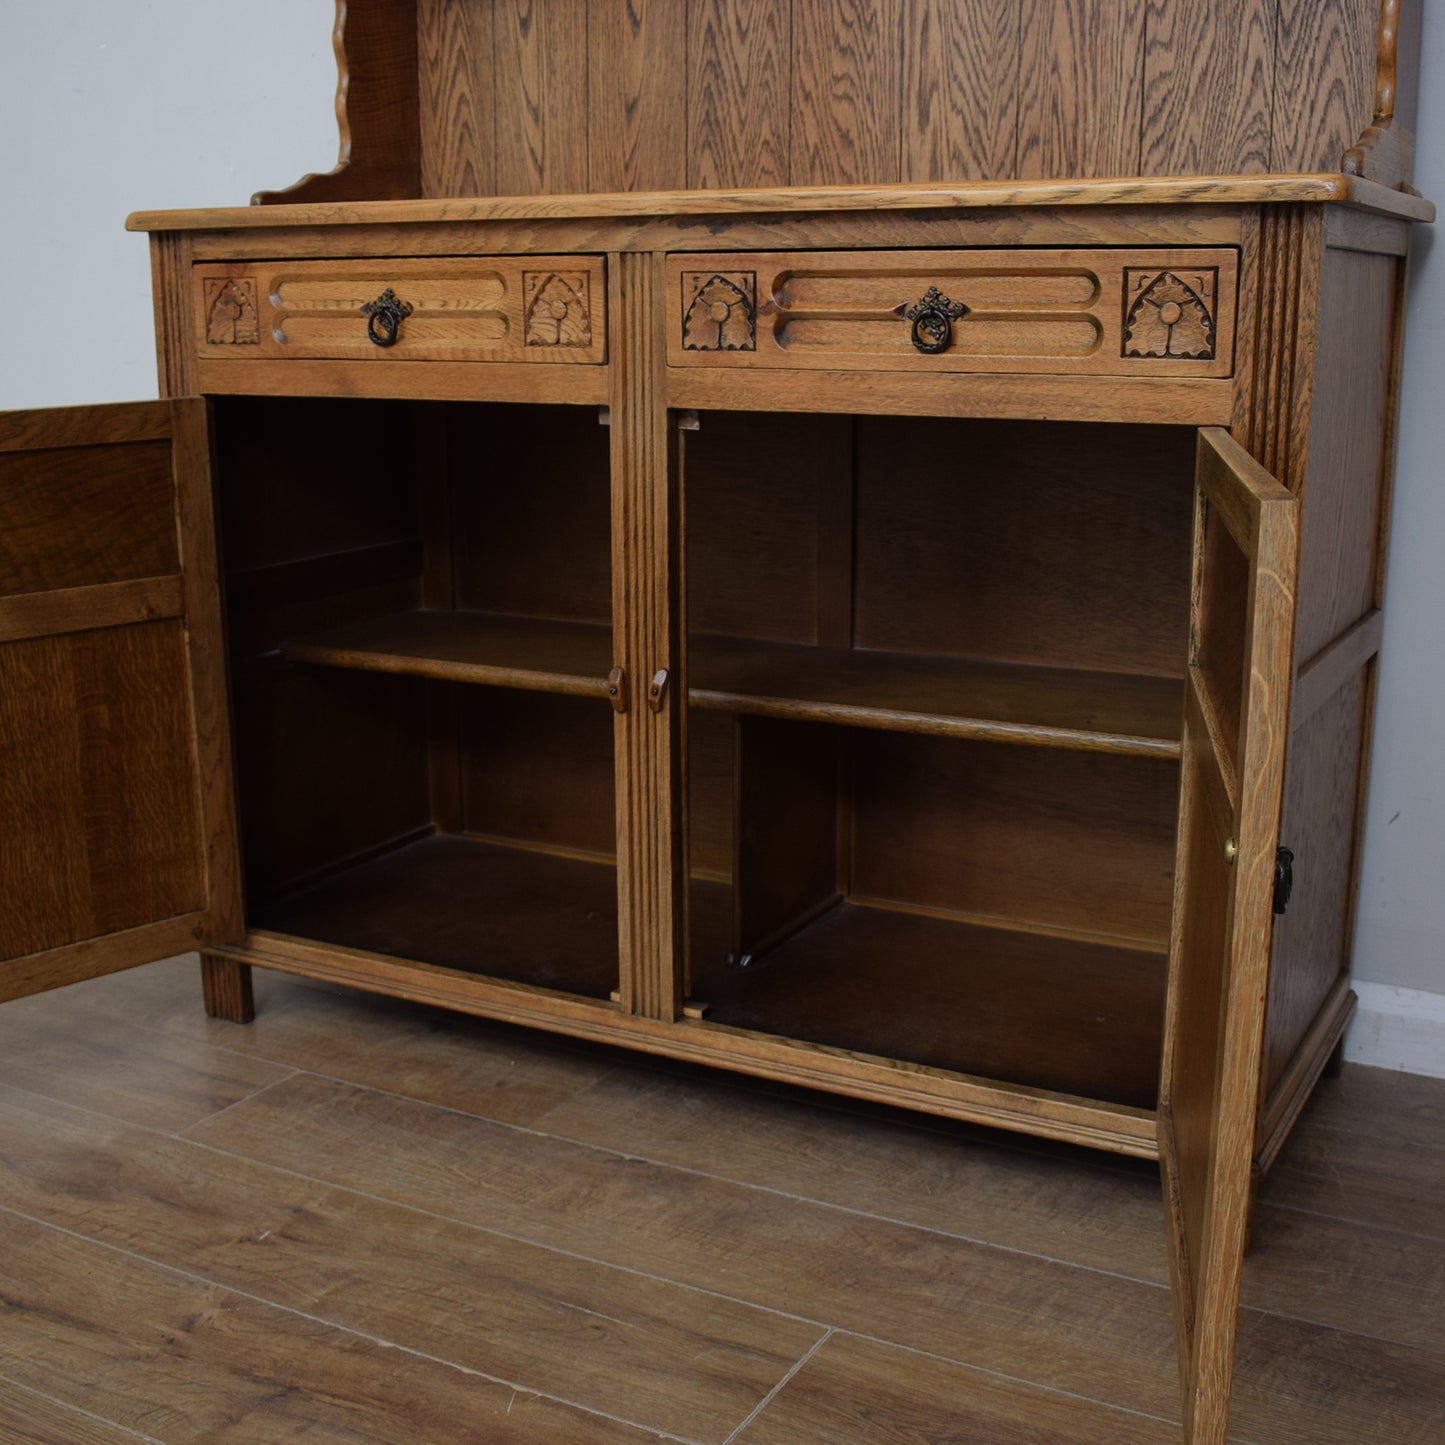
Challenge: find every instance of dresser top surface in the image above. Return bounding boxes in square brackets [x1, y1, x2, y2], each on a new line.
[127, 172, 1434, 235]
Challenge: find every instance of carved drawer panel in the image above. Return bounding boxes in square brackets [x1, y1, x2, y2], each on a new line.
[194, 257, 606, 364]
[665, 250, 1237, 377]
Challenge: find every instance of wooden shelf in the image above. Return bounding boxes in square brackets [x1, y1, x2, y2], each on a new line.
[689, 634, 1183, 758]
[689, 883, 1166, 1110]
[252, 833, 619, 1000]
[282, 614, 1182, 753]
[281, 610, 613, 698]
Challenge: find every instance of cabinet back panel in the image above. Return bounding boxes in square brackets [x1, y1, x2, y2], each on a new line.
[853, 418, 1195, 677]
[235, 667, 432, 906]
[687, 709, 738, 882]
[0, 442, 176, 597]
[410, 0, 1385, 193]
[213, 398, 423, 577]
[848, 731, 1178, 946]
[685, 411, 851, 645]
[0, 622, 205, 958]
[457, 689, 617, 859]
[450, 404, 612, 624]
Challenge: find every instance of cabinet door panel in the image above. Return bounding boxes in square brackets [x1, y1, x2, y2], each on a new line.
[0, 400, 239, 1000]
[1160, 427, 1297, 1444]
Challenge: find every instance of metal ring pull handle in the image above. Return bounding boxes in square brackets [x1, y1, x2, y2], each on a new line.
[362, 288, 413, 348]
[903, 287, 968, 355]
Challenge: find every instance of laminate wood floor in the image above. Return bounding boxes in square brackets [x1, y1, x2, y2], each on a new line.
[0, 957, 1440, 1443]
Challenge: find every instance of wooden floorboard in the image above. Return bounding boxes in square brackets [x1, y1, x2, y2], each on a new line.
[0, 955, 1440, 1443]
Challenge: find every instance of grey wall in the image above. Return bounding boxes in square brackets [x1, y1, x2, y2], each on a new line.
[1351, 2, 1444, 999]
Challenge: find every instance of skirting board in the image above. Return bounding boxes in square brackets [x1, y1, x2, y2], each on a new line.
[1344, 981, 1445, 1079]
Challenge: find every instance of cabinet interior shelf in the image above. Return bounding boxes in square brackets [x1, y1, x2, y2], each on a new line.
[689, 882, 1167, 1110]
[253, 833, 619, 1001]
[280, 610, 1183, 756]
[688, 634, 1183, 757]
[281, 610, 615, 700]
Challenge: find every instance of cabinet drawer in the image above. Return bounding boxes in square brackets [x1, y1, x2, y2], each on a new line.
[194, 257, 606, 364]
[666, 249, 1237, 377]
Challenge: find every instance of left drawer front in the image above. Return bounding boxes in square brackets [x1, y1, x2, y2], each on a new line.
[193, 257, 606, 364]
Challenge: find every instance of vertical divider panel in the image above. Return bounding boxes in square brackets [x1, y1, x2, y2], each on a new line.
[611, 252, 685, 1020]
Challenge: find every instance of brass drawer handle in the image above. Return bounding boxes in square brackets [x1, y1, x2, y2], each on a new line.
[362, 288, 413, 347]
[904, 287, 968, 354]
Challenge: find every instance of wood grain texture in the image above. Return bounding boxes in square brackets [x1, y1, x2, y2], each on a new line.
[610, 252, 683, 1021]
[691, 891, 1168, 1108]
[0, 1211, 666, 1444]
[1273, 0, 1379, 171]
[1293, 245, 1394, 661]
[130, 176, 1437, 235]
[418, 0, 496, 198]
[1141, 0, 1274, 175]
[1017, 0, 1147, 179]
[690, 633, 1184, 757]
[494, 0, 591, 195]
[846, 732, 1179, 947]
[195, 357, 609, 405]
[0, 578, 183, 645]
[588, 0, 687, 193]
[281, 610, 614, 696]
[0, 440, 176, 596]
[6, 960, 1445, 1442]
[901, 0, 1019, 180]
[0, 1002, 287, 1133]
[186, 1070, 1186, 1414]
[1264, 674, 1367, 1092]
[239, 0, 1415, 203]
[0, 1086, 820, 1443]
[0, 1381, 153, 1445]
[687, 0, 792, 188]
[1161, 429, 1299, 1445]
[733, 1332, 1180, 1444]
[665, 247, 1239, 378]
[200, 953, 255, 1024]
[194, 256, 606, 365]
[0, 624, 206, 962]
[0, 406, 227, 990]
[790, 0, 903, 185]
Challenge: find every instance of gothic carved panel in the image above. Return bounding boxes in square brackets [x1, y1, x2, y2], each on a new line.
[682, 272, 757, 351]
[203, 277, 260, 345]
[524, 271, 593, 347]
[1122, 269, 1218, 360]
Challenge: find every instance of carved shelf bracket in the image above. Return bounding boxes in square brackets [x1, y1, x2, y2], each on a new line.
[1123, 270, 1216, 360]
[682, 272, 757, 351]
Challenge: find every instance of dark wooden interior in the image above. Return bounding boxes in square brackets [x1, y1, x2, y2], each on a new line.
[681, 412, 1190, 1101]
[212, 396, 620, 998]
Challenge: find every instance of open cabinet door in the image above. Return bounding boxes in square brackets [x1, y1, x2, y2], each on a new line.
[0, 400, 239, 1002]
[1159, 428, 1298, 1444]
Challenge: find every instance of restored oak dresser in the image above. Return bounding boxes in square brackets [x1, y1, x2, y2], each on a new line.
[0, 3, 1430, 1440]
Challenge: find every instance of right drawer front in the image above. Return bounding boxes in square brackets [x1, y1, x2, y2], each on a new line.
[666, 249, 1238, 377]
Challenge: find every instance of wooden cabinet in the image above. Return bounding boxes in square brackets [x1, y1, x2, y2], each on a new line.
[0, 3, 1431, 1441]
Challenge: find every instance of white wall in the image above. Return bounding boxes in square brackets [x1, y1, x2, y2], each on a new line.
[0, 5, 336, 408]
[2, 3, 1441, 1067]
